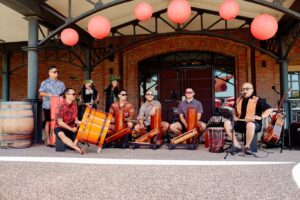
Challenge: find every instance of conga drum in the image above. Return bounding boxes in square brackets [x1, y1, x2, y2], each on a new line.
[50, 96, 64, 145]
[208, 127, 225, 153]
[77, 106, 112, 148]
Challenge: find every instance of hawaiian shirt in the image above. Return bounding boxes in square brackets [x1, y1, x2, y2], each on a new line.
[55, 99, 77, 128]
[39, 78, 65, 109]
[109, 101, 135, 120]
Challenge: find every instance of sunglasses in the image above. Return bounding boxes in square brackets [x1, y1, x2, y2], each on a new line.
[67, 93, 76, 96]
[120, 93, 127, 96]
[145, 93, 154, 96]
[241, 87, 252, 92]
[52, 71, 58, 73]
[185, 91, 193, 94]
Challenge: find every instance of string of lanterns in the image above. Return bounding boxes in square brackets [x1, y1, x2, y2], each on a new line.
[60, 0, 278, 46]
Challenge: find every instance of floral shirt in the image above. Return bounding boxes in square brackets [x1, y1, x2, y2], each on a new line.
[55, 99, 77, 128]
[39, 78, 65, 109]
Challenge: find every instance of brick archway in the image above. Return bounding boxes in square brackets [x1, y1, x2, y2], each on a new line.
[122, 35, 250, 111]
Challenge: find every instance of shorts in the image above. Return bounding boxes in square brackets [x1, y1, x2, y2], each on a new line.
[234, 120, 262, 133]
[43, 108, 51, 121]
[178, 121, 187, 133]
[54, 127, 76, 141]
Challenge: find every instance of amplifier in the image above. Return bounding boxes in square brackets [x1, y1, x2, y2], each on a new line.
[290, 123, 300, 147]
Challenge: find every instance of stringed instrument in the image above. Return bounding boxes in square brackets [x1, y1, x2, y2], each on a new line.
[262, 88, 291, 145]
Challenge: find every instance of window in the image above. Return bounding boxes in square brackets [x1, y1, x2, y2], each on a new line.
[288, 72, 300, 98]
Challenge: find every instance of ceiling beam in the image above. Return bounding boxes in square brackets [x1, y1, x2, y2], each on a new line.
[0, 0, 93, 46]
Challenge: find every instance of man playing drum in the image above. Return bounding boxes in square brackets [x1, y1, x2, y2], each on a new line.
[55, 88, 84, 154]
[108, 89, 135, 132]
[133, 89, 169, 144]
[170, 87, 206, 136]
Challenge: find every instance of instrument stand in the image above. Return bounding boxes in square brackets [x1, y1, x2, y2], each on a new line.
[103, 135, 130, 149]
[167, 137, 199, 150]
[129, 135, 162, 150]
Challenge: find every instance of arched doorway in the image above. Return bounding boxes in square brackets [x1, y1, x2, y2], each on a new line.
[138, 51, 235, 122]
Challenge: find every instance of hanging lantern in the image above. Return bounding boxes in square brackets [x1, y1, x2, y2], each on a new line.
[134, 2, 153, 21]
[219, 0, 239, 20]
[250, 14, 278, 40]
[167, 0, 191, 24]
[88, 16, 111, 39]
[60, 28, 79, 46]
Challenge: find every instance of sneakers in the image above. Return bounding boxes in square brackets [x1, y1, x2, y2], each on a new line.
[228, 145, 242, 155]
[244, 147, 253, 155]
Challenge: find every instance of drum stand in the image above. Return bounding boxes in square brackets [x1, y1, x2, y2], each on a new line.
[167, 129, 199, 150]
[103, 128, 132, 149]
[103, 135, 130, 149]
[129, 129, 163, 150]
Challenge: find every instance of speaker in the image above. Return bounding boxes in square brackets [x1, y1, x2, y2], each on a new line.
[290, 123, 300, 147]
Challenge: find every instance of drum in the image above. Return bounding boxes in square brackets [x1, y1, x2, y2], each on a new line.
[0, 101, 34, 148]
[186, 107, 198, 144]
[77, 106, 112, 147]
[208, 127, 225, 153]
[50, 96, 64, 145]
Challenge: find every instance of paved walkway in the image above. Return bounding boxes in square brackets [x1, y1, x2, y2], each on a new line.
[0, 144, 299, 200]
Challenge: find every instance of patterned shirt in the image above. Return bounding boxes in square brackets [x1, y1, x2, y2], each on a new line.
[55, 99, 78, 128]
[109, 101, 135, 120]
[39, 78, 65, 109]
[178, 99, 203, 119]
[137, 100, 161, 126]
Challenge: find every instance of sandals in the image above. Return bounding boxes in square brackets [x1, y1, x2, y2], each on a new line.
[244, 147, 253, 155]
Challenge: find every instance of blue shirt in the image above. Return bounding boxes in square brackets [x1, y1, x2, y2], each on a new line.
[39, 78, 65, 109]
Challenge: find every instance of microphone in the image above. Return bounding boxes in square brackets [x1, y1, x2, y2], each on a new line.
[272, 85, 280, 94]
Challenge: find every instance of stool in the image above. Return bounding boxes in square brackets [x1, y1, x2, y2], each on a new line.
[55, 137, 66, 152]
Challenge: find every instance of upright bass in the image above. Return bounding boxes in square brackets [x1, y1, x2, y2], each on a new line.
[262, 88, 291, 145]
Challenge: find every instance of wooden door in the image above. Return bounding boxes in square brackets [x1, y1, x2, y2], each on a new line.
[159, 67, 213, 122]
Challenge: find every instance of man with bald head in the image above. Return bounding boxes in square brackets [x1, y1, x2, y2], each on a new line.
[224, 82, 273, 155]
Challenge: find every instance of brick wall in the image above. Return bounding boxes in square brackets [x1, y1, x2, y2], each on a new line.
[1, 34, 294, 113]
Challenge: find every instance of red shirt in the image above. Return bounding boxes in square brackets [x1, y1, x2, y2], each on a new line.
[109, 101, 135, 119]
[55, 99, 78, 128]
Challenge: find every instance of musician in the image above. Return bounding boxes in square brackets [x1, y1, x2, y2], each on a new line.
[39, 66, 65, 147]
[170, 87, 206, 136]
[133, 90, 169, 143]
[54, 88, 84, 154]
[108, 89, 135, 132]
[104, 75, 120, 112]
[78, 80, 99, 120]
[224, 82, 273, 155]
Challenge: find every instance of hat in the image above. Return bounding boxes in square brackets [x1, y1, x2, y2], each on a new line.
[109, 74, 121, 82]
[84, 79, 93, 84]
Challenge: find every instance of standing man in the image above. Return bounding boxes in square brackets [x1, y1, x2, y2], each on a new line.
[170, 87, 206, 136]
[109, 89, 135, 132]
[133, 90, 169, 144]
[224, 82, 273, 155]
[39, 66, 65, 146]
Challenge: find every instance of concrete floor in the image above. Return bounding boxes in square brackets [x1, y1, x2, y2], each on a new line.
[0, 144, 299, 200]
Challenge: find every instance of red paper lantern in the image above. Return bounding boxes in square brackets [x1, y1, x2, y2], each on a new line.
[250, 14, 278, 40]
[134, 2, 153, 21]
[167, 0, 191, 24]
[60, 28, 79, 46]
[219, 0, 239, 20]
[88, 16, 111, 39]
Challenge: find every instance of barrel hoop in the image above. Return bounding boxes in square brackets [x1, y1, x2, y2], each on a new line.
[0, 133, 32, 141]
[0, 108, 32, 111]
[0, 115, 33, 118]
[96, 113, 108, 146]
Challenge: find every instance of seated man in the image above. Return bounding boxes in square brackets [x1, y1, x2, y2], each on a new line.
[224, 82, 273, 155]
[54, 88, 84, 154]
[133, 89, 169, 144]
[170, 87, 206, 138]
[108, 89, 135, 132]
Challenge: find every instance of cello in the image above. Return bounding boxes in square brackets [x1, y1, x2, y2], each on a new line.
[262, 88, 291, 145]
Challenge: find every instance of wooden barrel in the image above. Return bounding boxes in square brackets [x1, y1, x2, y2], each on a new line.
[0, 101, 34, 148]
[77, 106, 112, 147]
